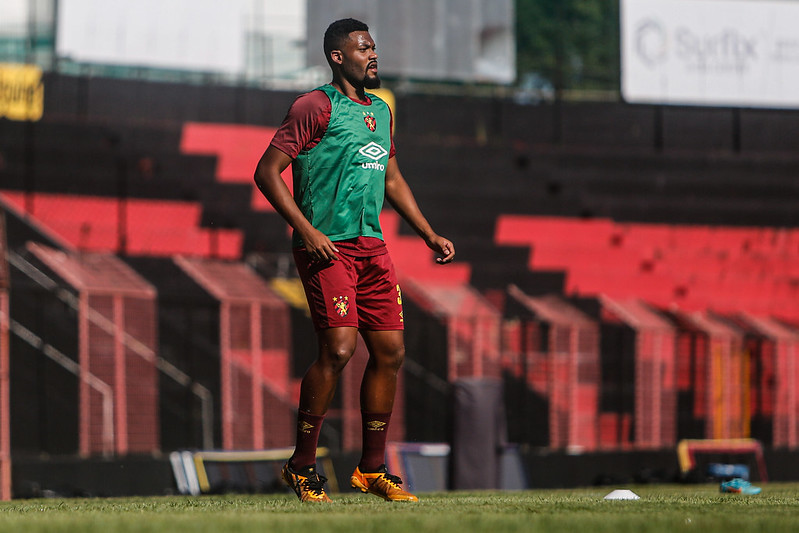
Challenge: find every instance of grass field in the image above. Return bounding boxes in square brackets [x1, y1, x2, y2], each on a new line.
[1, 483, 798, 533]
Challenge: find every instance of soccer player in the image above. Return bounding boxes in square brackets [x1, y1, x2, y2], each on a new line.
[253, 18, 455, 502]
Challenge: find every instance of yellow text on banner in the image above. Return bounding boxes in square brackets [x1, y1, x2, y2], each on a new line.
[0, 64, 44, 122]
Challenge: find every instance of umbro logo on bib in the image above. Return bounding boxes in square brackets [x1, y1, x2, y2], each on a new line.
[359, 142, 387, 160]
[359, 142, 387, 171]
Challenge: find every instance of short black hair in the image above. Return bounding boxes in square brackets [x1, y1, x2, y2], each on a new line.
[323, 18, 369, 60]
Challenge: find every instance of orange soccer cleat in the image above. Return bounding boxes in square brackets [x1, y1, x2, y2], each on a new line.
[350, 465, 419, 502]
[282, 463, 333, 503]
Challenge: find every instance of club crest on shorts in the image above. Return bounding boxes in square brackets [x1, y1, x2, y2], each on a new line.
[333, 295, 349, 317]
[363, 112, 376, 132]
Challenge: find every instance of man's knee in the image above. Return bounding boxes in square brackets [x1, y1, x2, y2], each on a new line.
[318, 331, 358, 374]
[325, 344, 356, 372]
[374, 342, 405, 372]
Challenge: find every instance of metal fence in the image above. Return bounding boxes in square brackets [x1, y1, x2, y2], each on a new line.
[173, 256, 294, 450]
[26, 243, 159, 456]
[503, 286, 600, 451]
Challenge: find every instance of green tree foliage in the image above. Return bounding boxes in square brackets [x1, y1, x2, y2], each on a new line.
[516, 0, 620, 91]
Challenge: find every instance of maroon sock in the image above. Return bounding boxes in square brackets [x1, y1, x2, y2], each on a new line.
[359, 411, 392, 472]
[290, 410, 325, 470]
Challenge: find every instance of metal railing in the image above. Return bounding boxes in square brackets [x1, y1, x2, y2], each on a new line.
[7, 251, 215, 451]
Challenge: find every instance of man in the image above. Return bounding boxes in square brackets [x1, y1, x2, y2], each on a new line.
[254, 18, 454, 503]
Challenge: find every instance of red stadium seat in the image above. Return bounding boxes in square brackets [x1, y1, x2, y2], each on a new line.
[180, 122, 292, 212]
[495, 214, 799, 321]
[0, 191, 243, 259]
[380, 211, 471, 285]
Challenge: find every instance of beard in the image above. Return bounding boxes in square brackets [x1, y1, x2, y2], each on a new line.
[364, 73, 381, 89]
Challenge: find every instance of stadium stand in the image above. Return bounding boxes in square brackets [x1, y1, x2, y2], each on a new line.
[4, 73, 799, 495]
[495, 215, 799, 321]
[0, 191, 244, 259]
[0, 212, 10, 500]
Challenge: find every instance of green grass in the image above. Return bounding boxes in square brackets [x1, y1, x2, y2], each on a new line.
[1, 484, 799, 533]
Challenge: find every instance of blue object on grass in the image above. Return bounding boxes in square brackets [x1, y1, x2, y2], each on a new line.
[708, 463, 750, 481]
[720, 477, 761, 495]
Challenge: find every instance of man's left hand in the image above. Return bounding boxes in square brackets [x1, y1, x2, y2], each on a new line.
[427, 236, 455, 264]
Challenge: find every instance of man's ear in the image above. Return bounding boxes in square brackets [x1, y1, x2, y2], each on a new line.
[329, 50, 343, 65]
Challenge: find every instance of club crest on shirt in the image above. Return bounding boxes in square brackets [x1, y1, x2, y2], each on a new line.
[333, 295, 349, 317]
[363, 111, 377, 132]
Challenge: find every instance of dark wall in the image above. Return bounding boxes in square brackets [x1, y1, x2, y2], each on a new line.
[42, 73, 298, 127]
[37, 73, 799, 157]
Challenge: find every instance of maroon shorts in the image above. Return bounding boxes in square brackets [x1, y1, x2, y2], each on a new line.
[293, 249, 404, 331]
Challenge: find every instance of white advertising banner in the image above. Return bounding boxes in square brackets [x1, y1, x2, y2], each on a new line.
[56, 0, 247, 74]
[621, 0, 799, 108]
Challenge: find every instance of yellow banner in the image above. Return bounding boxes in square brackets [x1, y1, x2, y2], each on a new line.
[369, 88, 396, 133]
[0, 63, 44, 122]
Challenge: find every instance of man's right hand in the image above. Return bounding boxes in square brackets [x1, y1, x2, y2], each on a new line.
[299, 227, 340, 262]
